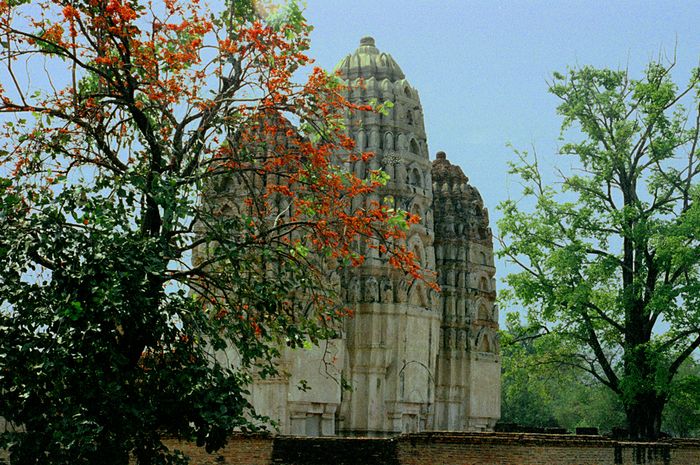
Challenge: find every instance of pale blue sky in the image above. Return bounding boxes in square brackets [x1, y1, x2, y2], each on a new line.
[303, 0, 700, 319]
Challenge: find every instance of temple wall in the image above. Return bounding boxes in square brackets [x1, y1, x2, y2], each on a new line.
[466, 353, 501, 430]
[339, 303, 441, 434]
[247, 340, 344, 436]
[162, 433, 700, 465]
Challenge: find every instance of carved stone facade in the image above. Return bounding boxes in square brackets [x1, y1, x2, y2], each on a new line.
[248, 37, 500, 436]
[432, 151, 500, 432]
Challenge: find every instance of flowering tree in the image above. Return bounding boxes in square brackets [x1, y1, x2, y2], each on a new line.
[0, 0, 422, 463]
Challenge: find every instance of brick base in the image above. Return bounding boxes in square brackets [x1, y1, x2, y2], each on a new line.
[163, 432, 700, 465]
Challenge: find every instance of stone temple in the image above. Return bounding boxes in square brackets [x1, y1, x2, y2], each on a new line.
[247, 37, 500, 436]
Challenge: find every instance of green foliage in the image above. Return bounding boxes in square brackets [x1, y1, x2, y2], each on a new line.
[500, 329, 561, 428]
[501, 324, 627, 433]
[498, 58, 700, 438]
[0, 0, 413, 463]
[663, 360, 700, 437]
[0, 176, 260, 464]
[502, 324, 700, 436]
[368, 99, 394, 116]
[369, 169, 391, 186]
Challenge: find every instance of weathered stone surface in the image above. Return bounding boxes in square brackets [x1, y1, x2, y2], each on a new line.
[243, 37, 501, 436]
[432, 151, 500, 432]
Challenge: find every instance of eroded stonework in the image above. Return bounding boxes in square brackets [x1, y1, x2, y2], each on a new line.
[248, 37, 500, 436]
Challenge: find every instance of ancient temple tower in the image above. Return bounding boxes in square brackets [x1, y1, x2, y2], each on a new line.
[239, 37, 500, 436]
[335, 36, 440, 435]
[432, 152, 500, 431]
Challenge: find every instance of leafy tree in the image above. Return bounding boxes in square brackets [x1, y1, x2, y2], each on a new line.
[502, 323, 700, 437]
[0, 0, 421, 463]
[662, 358, 700, 437]
[501, 323, 627, 433]
[500, 325, 560, 429]
[498, 59, 700, 439]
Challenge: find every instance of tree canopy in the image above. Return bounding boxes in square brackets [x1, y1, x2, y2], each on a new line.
[500, 324, 700, 437]
[498, 59, 700, 439]
[0, 0, 422, 463]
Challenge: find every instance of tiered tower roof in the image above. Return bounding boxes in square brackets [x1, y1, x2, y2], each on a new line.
[334, 36, 405, 81]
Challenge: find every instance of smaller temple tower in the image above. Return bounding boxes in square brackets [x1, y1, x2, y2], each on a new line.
[432, 151, 500, 431]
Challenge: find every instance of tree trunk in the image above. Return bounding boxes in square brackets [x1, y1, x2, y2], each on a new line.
[625, 394, 665, 439]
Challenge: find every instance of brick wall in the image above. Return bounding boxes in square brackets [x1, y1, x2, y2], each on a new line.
[126, 432, 700, 465]
[394, 433, 699, 465]
[271, 437, 398, 465]
[163, 436, 273, 465]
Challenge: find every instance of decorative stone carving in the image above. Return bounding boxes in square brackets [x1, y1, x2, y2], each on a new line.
[396, 279, 409, 303]
[364, 276, 379, 303]
[242, 36, 500, 437]
[397, 133, 407, 151]
[354, 160, 365, 179]
[347, 276, 361, 303]
[445, 328, 454, 350]
[457, 329, 466, 351]
[432, 149, 500, 430]
[356, 129, 366, 151]
[446, 269, 455, 287]
[384, 132, 394, 150]
[369, 129, 380, 148]
[380, 277, 394, 303]
[478, 304, 490, 321]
